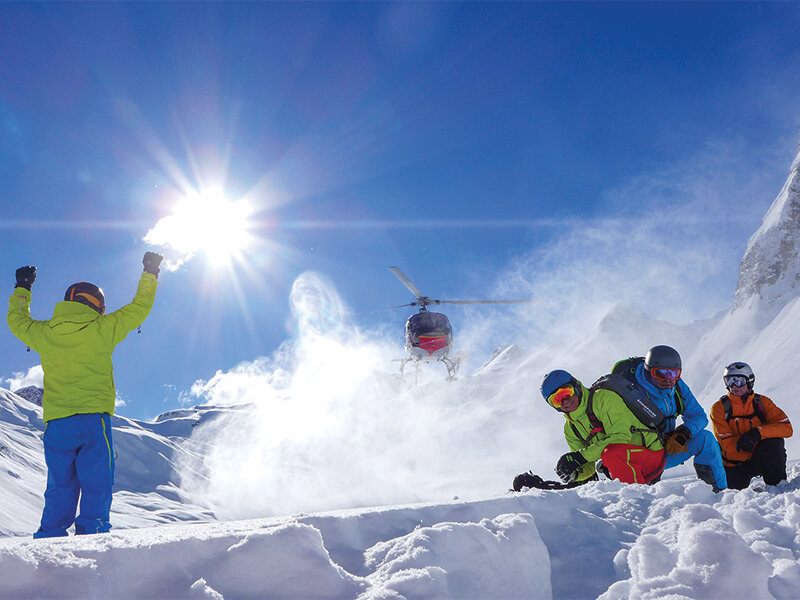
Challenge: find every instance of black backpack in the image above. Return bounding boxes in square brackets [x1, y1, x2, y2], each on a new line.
[591, 374, 666, 432]
[570, 374, 667, 445]
[719, 394, 766, 424]
[611, 356, 684, 419]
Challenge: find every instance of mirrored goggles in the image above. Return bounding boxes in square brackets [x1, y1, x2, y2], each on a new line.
[651, 367, 681, 384]
[547, 385, 576, 408]
[724, 375, 748, 388]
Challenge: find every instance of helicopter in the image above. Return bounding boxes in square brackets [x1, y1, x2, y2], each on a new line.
[389, 267, 535, 381]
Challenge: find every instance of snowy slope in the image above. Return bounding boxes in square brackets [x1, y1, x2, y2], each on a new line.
[1, 467, 799, 599]
[688, 147, 800, 465]
[0, 388, 215, 536]
[734, 148, 800, 314]
[0, 389, 45, 537]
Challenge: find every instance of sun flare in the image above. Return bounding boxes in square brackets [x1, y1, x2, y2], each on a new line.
[145, 188, 254, 267]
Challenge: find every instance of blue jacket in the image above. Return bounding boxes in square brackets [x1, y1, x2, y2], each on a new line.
[634, 362, 708, 436]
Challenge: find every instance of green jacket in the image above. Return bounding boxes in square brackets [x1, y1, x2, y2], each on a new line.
[7, 272, 158, 422]
[563, 381, 663, 482]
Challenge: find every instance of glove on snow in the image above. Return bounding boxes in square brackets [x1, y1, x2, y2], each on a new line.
[513, 471, 538, 492]
[142, 252, 163, 277]
[555, 451, 587, 483]
[15, 266, 36, 291]
[665, 425, 692, 455]
[736, 428, 761, 453]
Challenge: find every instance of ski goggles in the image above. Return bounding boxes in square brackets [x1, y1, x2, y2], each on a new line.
[650, 367, 681, 386]
[724, 375, 748, 388]
[547, 385, 576, 408]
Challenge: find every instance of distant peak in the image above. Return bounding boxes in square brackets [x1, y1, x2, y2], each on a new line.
[734, 146, 800, 310]
[12, 385, 43, 407]
[596, 303, 650, 331]
[475, 344, 526, 375]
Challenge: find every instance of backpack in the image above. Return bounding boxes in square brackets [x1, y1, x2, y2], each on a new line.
[569, 373, 667, 445]
[591, 374, 666, 432]
[611, 356, 685, 418]
[719, 394, 766, 424]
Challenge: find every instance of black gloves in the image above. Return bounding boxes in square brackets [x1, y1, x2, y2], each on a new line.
[15, 266, 37, 291]
[513, 471, 538, 492]
[665, 425, 692, 455]
[736, 428, 761, 453]
[143, 252, 163, 277]
[673, 425, 692, 444]
[555, 452, 587, 483]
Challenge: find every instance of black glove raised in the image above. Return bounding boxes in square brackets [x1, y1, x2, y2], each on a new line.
[513, 471, 538, 492]
[555, 451, 587, 483]
[142, 252, 164, 277]
[736, 428, 761, 453]
[15, 266, 37, 291]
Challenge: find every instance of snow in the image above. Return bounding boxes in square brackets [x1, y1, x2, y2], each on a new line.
[1, 147, 800, 598]
[2, 466, 800, 599]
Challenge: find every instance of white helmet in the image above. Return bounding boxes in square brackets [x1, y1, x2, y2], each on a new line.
[723, 362, 755, 391]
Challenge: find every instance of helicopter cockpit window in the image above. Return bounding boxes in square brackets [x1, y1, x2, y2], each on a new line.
[406, 312, 453, 338]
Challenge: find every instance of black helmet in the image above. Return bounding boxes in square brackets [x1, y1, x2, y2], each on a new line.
[645, 345, 682, 370]
[644, 345, 681, 389]
[65, 282, 105, 314]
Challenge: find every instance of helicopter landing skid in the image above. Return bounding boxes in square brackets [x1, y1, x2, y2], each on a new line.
[398, 358, 419, 384]
[442, 357, 459, 381]
[397, 356, 460, 383]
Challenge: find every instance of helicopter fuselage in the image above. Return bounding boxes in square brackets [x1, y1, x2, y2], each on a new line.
[404, 310, 453, 362]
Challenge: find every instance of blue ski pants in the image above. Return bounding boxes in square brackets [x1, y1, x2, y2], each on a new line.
[34, 413, 115, 538]
[665, 428, 728, 490]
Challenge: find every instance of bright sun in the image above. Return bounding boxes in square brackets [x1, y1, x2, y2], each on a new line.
[145, 188, 254, 266]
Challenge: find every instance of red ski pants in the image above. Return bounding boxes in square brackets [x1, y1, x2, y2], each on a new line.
[601, 443, 665, 484]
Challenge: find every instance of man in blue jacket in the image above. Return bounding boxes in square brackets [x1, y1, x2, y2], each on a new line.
[618, 345, 727, 491]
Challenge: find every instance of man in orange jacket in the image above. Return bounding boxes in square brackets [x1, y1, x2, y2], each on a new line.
[710, 362, 793, 490]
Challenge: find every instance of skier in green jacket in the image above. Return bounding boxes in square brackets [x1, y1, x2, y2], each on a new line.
[514, 369, 666, 490]
[7, 252, 162, 537]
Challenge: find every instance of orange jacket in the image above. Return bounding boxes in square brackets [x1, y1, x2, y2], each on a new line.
[711, 392, 792, 466]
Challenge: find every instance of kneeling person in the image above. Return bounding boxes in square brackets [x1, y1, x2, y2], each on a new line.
[711, 362, 793, 489]
[542, 370, 665, 485]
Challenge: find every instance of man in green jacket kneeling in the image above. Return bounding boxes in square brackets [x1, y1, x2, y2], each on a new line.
[514, 369, 666, 490]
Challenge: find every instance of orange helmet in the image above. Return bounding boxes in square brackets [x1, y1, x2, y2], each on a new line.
[65, 282, 105, 314]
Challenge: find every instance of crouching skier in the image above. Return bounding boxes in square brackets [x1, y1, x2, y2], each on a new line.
[711, 362, 793, 489]
[614, 345, 727, 491]
[513, 369, 665, 491]
[7, 252, 162, 538]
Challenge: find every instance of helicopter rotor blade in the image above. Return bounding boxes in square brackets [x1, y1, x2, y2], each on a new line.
[435, 299, 539, 305]
[389, 267, 424, 300]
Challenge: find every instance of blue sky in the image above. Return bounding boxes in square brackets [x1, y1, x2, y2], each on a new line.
[1, 2, 799, 420]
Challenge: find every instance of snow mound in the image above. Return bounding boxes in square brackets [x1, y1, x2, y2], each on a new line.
[0, 499, 551, 600]
[3, 469, 800, 599]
